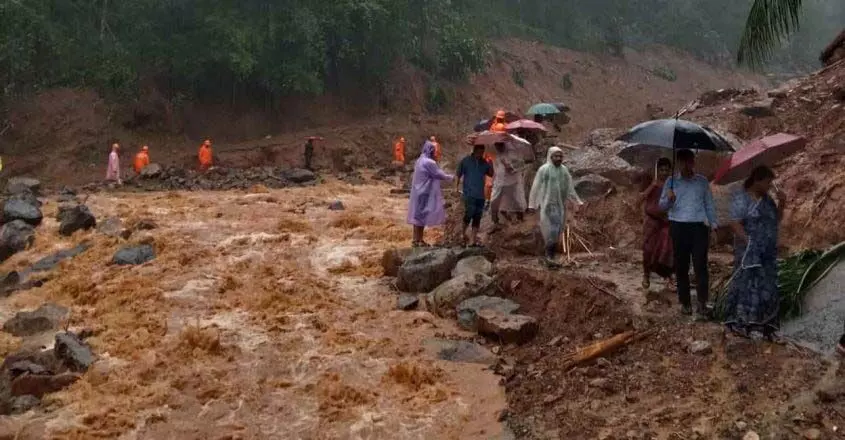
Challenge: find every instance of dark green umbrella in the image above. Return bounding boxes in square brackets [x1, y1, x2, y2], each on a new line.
[526, 103, 560, 116]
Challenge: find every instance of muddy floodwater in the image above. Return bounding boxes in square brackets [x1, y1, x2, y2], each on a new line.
[0, 180, 506, 439]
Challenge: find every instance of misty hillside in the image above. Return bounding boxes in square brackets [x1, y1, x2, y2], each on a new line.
[1, 0, 841, 107]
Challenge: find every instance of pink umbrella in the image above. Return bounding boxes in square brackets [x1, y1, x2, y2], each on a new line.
[712, 133, 807, 185]
[506, 119, 547, 132]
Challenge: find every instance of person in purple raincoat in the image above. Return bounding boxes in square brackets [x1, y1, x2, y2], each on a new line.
[407, 141, 453, 247]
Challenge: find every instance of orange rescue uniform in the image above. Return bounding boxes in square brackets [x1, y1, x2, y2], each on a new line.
[198, 145, 213, 170]
[483, 152, 494, 200]
[433, 141, 442, 162]
[394, 139, 405, 163]
[133, 151, 150, 173]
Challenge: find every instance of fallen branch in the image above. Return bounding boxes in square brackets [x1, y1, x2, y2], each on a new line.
[561, 328, 655, 370]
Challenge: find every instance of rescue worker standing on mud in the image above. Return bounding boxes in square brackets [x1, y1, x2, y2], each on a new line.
[198, 139, 213, 171]
[394, 137, 406, 165]
[106, 143, 122, 184]
[134, 145, 150, 173]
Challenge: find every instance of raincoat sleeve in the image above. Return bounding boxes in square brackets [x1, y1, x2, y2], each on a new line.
[426, 161, 453, 181]
[658, 178, 673, 211]
[562, 166, 583, 205]
[528, 166, 547, 210]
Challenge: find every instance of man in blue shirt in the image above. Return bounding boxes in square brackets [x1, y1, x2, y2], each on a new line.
[659, 149, 717, 318]
[456, 145, 494, 246]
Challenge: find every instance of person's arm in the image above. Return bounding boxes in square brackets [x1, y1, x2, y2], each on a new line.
[455, 160, 464, 191]
[562, 167, 583, 206]
[775, 190, 787, 222]
[729, 190, 748, 242]
[485, 162, 494, 178]
[527, 167, 545, 211]
[703, 179, 718, 228]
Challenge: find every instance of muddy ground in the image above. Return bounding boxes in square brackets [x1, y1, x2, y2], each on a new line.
[0, 177, 843, 440]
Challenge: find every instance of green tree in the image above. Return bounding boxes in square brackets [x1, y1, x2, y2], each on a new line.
[737, 0, 804, 66]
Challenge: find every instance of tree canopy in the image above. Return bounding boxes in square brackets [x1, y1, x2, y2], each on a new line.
[1, 0, 841, 102]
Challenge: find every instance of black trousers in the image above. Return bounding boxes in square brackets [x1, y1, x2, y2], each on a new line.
[669, 221, 710, 309]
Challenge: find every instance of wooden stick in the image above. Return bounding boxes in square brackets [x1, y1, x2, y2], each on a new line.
[562, 328, 656, 369]
[565, 226, 572, 262]
[587, 278, 622, 301]
[573, 231, 593, 255]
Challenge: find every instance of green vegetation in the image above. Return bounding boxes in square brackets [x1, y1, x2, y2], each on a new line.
[511, 68, 525, 87]
[713, 242, 845, 321]
[561, 73, 573, 91]
[1, 0, 841, 103]
[651, 67, 677, 82]
[738, 0, 804, 66]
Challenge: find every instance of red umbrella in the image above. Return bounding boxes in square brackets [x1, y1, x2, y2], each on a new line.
[712, 133, 807, 185]
[506, 119, 547, 132]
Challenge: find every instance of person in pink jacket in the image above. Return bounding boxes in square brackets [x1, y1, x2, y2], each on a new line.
[106, 143, 122, 184]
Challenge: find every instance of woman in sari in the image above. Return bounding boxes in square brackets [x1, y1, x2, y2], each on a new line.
[640, 158, 674, 289]
[724, 166, 786, 339]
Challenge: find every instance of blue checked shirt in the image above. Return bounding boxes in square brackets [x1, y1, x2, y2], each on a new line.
[659, 174, 718, 227]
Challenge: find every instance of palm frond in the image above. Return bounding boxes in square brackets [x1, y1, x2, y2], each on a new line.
[737, 0, 804, 67]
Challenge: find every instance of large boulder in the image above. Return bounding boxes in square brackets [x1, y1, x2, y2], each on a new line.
[397, 249, 458, 293]
[423, 339, 497, 365]
[10, 372, 81, 398]
[477, 309, 539, 344]
[574, 174, 614, 201]
[452, 256, 494, 278]
[57, 204, 96, 236]
[113, 244, 156, 266]
[30, 243, 90, 272]
[2, 303, 69, 337]
[5, 178, 41, 196]
[284, 168, 316, 184]
[456, 296, 521, 331]
[54, 332, 95, 372]
[562, 147, 640, 187]
[139, 163, 163, 178]
[0, 221, 35, 262]
[429, 272, 497, 317]
[454, 246, 497, 263]
[740, 98, 775, 117]
[381, 247, 415, 277]
[2, 196, 43, 226]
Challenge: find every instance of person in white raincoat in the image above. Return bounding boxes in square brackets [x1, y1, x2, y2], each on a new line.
[528, 146, 583, 267]
[490, 142, 527, 227]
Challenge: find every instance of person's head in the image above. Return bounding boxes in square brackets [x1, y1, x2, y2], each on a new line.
[676, 149, 695, 175]
[495, 110, 506, 121]
[547, 146, 564, 167]
[494, 142, 506, 154]
[422, 141, 436, 158]
[655, 157, 672, 181]
[472, 144, 485, 159]
[112, 143, 120, 151]
[744, 166, 776, 194]
[142, 145, 149, 152]
[399, 137, 405, 143]
[203, 139, 212, 147]
[430, 136, 437, 143]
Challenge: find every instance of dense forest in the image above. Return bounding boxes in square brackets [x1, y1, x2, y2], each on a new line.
[1, 0, 842, 105]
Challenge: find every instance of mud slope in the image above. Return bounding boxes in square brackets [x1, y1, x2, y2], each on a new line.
[0, 39, 763, 187]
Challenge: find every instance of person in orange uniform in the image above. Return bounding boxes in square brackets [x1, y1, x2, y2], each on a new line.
[134, 145, 150, 173]
[490, 110, 508, 133]
[430, 136, 442, 162]
[483, 151, 495, 207]
[198, 139, 213, 171]
[394, 137, 406, 164]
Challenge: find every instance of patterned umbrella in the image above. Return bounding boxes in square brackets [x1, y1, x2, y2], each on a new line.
[526, 103, 561, 116]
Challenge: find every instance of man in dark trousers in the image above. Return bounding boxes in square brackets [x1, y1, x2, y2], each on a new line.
[456, 144, 494, 247]
[304, 138, 315, 170]
[659, 149, 717, 320]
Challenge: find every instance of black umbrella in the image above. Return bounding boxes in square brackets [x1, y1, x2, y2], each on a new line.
[616, 118, 734, 185]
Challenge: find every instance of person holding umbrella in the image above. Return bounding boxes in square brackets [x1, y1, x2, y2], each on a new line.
[659, 149, 718, 318]
[723, 166, 786, 339]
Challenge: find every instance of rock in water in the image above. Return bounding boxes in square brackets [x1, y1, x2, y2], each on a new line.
[0, 220, 35, 262]
[113, 244, 156, 266]
[476, 309, 539, 344]
[381, 248, 414, 277]
[429, 273, 497, 317]
[574, 174, 614, 201]
[97, 217, 131, 239]
[5, 177, 41, 196]
[139, 163, 163, 178]
[456, 296, 520, 331]
[423, 339, 497, 365]
[328, 200, 345, 211]
[2, 196, 43, 226]
[454, 246, 497, 263]
[2, 303, 69, 336]
[133, 219, 158, 231]
[31, 243, 90, 272]
[452, 256, 494, 278]
[397, 249, 458, 293]
[10, 372, 81, 398]
[57, 204, 96, 236]
[9, 395, 40, 414]
[285, 168, 316, 183]
[397, 293, 419, 311]
[54, 332, 95, 372]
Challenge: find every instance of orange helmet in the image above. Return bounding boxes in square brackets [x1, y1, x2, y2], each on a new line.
[495, 110, 506, 119]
